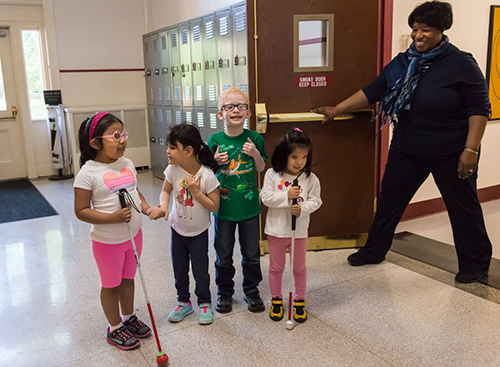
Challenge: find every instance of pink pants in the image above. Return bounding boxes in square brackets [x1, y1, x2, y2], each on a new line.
[268, 235, 307, 300]
[92, 229, 143, 288]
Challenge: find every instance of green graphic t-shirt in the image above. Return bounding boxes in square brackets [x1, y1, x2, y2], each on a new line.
[208, 129, 268, 221]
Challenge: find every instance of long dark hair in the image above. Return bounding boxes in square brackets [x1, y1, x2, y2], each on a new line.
[78, 113, 123, 166]
[271, 127, 313, 177]
[167, 123, 218, 173]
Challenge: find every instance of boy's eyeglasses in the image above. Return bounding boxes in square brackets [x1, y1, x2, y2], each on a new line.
[94, 130, 129, 141]
[221, 103, 249, 112]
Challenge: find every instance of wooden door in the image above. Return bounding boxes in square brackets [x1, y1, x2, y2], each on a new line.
[247, 0, 380, 248]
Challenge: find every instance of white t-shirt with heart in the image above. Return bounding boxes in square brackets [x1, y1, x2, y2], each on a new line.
[74, 157, 142, 244]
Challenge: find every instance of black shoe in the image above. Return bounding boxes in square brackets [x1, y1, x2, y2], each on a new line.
[215, 294, 233, 313]
[347, 252, 382, 266]
[244, 292, 265, 313]
[455, 270, 488, 284]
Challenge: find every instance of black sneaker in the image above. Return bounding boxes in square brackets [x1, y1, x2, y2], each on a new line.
[244, 293, 265, 313]
[123, 315, 151, 338]
[270, 298, 283, 321]
[293, 299, 307, 323]
[106, 325, 140, 350]
[216, 294, 233, 313]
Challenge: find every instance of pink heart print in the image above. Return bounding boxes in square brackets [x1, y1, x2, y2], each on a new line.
[102, 168, 136, 193]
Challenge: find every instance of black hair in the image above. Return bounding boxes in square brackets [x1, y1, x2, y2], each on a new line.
[271, 127, 313, 177]
[408, 1, 453, 31]
[78, 113, 123, 167]
[167, 123, 218, 173]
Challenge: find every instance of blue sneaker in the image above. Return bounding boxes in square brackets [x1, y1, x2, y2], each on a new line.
[168, 301, 193, 323]
[198, 303, 213, 325]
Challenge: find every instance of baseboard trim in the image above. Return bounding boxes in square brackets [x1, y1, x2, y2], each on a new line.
[401, 184, 500, 221]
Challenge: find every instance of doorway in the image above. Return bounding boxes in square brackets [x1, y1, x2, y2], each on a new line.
[0, 29, 26, 180]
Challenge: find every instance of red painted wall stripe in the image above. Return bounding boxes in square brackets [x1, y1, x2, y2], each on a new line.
[298, 37, 327, 46]
[59, 68, 144, 73]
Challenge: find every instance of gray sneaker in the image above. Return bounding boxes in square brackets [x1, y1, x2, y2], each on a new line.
[106, 325, 140, 350]
[168, 301, 194, 322]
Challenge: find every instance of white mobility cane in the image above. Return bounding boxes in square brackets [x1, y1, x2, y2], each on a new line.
[286, 177, 299, 331]
[118, 189, 169, 366]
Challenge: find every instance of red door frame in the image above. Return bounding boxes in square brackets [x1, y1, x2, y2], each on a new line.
[375, 0, 393, 197]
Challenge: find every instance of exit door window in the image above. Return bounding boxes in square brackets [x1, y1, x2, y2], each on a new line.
[294, 14, 334, 72]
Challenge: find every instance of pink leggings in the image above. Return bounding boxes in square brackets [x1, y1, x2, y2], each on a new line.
[92, 229, 143, 288]
[268, 235, 307, 300]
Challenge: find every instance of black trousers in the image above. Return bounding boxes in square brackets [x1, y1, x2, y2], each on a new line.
[358, 149, 492, 273]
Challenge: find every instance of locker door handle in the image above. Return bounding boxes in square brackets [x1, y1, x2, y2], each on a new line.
[193, 62, 197, 71]
[205, 60, 209, 70]
[150, 137, 156, 143]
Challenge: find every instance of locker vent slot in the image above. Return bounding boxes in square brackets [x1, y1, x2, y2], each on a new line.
[166, 110, 172, 124]
[244, 118, 249, 129]
[165, 87, 171, 101]
[193, 25, 201, 42]
[153, 38, 159, 52]
[210, 113, 218, 129]
[185, 111, 192, 124]
[174, 87, 181, 101]
[156, 88, 162, 101]
[238, 83, 248, 94]
[149, 88, 154, 102]
[184, 86, 192, 101]
[208, 85, 217, 101]
[157, 109, 163, 123]
[196, 86, 203, 101]
[222, 84, 231, 92]
[176, 110, 182, 124]
[161, 36, 167, 49]
[149, 108, 155, 121]
[171, 33, 178, 47]
[206, 21, 214, 39]
[235, 11, 246, 32]
[197, 112, 205, 128]
[181, 29, 189, 45]
[144, 41, 150, 54]
[219, 16, 229, 36]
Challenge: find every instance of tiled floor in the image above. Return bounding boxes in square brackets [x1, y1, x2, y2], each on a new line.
[2, 170, 500, 366]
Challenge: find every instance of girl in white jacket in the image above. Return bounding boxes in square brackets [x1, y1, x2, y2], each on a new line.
[260, 127, 322, 323]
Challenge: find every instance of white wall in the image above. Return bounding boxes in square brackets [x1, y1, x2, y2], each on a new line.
[149, 0, 238, 30]
[392, 0, 500, 202]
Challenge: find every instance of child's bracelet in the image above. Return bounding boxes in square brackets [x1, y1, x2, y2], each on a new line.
[464, 148, 478, 155]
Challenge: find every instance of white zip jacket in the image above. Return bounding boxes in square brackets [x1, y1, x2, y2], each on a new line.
[260, 168, 322, 239]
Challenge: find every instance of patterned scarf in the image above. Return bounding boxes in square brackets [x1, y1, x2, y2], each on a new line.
[376, 34, 450, 129]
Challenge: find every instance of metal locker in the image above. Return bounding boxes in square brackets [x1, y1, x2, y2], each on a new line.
[147, 106, 161, 175]
[216, 9, 234, 94]
[152, 32, 162, 107]
[168, 26, 183, 107]
[179, 22, 193, 107]
[202, 14, 219, 109]
[159, 28, 172, 107]
[173, 107, 183, 125]
[207, 108, 224, 138]
[231, 3, 249, 95]
[194, 107, 208, 142]
[158, 108, 168, 172]
[190, 18, 205, 108]
[183, 107, 196, 133]
[143, 33, 156, 107]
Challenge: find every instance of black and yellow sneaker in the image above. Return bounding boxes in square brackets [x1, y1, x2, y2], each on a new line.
[293, 299, 307, 323]
[270, 298, 283, 321]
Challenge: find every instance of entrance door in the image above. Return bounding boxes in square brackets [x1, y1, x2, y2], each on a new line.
[247, 0, 380, 245]
[0, 29, 26, 180]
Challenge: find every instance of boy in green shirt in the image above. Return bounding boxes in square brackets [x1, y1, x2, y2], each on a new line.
[208, 87, 268, 313]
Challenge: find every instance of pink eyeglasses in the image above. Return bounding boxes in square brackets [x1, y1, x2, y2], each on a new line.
[93, 130, 129, 141]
